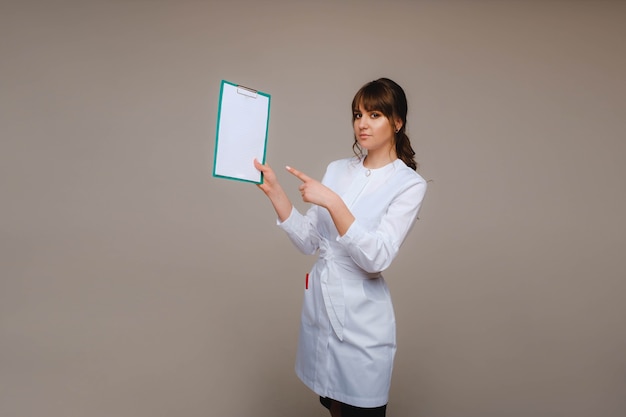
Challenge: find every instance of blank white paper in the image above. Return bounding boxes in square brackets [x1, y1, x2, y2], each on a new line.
[213, 81, 270, 183]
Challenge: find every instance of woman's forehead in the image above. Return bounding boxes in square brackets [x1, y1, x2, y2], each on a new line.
[353, 97, 393, 116]
[354, 105, 382, 113]
[354, 97, 382, 110]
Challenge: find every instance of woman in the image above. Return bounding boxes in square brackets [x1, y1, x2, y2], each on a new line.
[254, 78, 427, 416]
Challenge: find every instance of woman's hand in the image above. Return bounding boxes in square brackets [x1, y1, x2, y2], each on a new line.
[254, 158, 281, 198]
[286, 165, 336, 209]
[253, 158, 292, 222]
[286, 165, 355, 236]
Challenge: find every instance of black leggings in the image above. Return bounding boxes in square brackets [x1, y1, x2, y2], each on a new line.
[320, 397, 387, 417]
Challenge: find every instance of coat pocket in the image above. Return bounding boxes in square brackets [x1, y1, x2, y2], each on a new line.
[362, 277, 389, 302]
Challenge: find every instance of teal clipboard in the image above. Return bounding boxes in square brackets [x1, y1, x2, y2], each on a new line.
[213, 80, 271, 184]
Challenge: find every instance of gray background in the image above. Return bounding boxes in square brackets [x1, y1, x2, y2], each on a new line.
[1, 1, 625, 416]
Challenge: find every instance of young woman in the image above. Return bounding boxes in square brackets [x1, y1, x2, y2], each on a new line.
[254, 78, 427, 417]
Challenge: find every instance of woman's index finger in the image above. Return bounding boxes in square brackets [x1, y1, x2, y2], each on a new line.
[285, 165, 310, 182]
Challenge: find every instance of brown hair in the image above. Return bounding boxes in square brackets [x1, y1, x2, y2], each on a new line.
[351, 78, 417, 170]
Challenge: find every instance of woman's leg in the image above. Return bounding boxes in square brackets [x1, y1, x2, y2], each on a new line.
[339, 401, 386, 417]
[330, 399, 342, 417]
[320, 397, 342, 417]
[320, 397, 386, 417]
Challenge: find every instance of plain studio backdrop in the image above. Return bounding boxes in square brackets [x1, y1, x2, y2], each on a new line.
[1, 1, 625, 416]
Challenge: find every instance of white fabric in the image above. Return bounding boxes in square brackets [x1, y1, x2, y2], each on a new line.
[278, 156, 427, 408]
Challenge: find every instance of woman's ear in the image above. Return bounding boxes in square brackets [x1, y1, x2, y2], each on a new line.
[394, 118, 403, 132]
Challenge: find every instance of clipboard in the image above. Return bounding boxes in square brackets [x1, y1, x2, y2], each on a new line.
[213, 80, 271, 184]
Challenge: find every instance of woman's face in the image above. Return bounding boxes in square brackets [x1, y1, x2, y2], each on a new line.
[353, 105, 398, 154]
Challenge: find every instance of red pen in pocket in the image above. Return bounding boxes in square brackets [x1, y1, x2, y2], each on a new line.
[305, 273, 309, 290]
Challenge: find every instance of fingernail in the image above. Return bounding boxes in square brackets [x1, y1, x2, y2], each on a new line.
[285, 165, 291, 170]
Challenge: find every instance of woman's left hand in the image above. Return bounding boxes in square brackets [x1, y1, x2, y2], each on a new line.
[286, 165, 336, 209]
[286, 165, 355, 236]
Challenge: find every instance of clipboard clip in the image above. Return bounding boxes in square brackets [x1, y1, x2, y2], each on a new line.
[237, 84, 258, 99]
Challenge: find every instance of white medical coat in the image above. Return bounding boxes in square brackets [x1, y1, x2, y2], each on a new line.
[278, 156, 427, 408]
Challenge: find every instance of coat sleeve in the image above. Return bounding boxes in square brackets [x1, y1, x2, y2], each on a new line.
[277, 205, 320, 255]
[337, 179, 427, 273]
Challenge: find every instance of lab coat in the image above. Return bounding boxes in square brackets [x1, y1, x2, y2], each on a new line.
[278, 156, 427, 408]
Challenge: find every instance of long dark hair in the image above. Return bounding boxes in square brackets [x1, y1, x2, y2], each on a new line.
[351, 78, 417, 170]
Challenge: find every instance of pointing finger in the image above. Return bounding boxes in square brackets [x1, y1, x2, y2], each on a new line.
[285, 165, 311, 182]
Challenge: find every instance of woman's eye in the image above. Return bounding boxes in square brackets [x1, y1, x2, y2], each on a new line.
[354, 113, 362, 119]
[370, 112, 380, 118]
